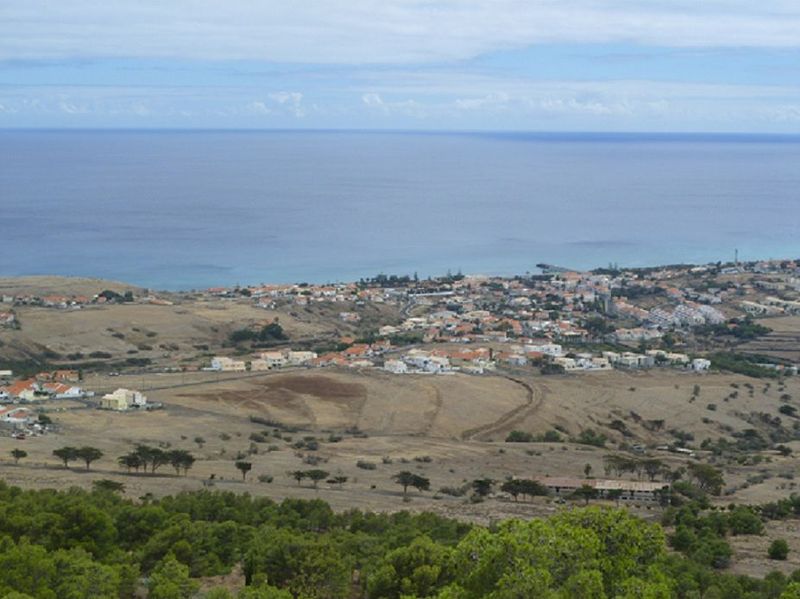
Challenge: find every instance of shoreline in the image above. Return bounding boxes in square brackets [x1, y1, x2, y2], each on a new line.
[2, 254, 796, 293]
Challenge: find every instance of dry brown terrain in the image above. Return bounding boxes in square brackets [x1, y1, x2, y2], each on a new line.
[2, 366, 800, 575]
[0, 276, 141, 297]
[0, 298, 340, 365]
[3, 276, 800, 578]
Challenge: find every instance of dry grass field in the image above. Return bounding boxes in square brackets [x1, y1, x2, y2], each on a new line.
[2, 366, 800, 575]
[738, 315, 800, 362]
[3, 277, 800, 577]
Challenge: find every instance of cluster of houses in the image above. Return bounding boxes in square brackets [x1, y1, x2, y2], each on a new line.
[741, 296, 800, 317]
[0, 370, 87, 403]
[206, 349, 321, 372]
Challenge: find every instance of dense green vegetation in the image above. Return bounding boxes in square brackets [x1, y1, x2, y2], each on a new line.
[229, 322, 288, 345]
[695, 318, 772, 341]
[710, 352, 781, 379]
[2, 481, 800, 597]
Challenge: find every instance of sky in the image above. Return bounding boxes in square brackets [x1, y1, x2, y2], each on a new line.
[1, 1, 800, 132]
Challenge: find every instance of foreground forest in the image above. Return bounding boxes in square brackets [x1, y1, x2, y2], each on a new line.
[2, 482, 800, 598]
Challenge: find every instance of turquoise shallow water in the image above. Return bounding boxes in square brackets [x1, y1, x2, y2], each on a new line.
[1, 130, 798, 290]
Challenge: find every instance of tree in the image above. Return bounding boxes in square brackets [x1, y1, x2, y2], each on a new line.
[76, 446, 103, 470]
[687, 462, 725, 496]
[290, 470, 307, 485]
[572, 484, 598, 505]
[584, 463, 593, 478]
[393, 471, 430, 498]
[769, 539, 789, 560]
[366, 536, 455, 599]
[10, 448, 27, 464]
[411, 473, 431, 494]
[235, 460, 252, 481]
[642, 458, 664, 481]
[471, 478, 494, 498]
[133, 444, 168, 473]
[328, 475, 348, 488]
[53, 446, 78, 468]
[501, 479, 524, 501]
[168, 449, 195, 476]
[393, 471, 416, 497]
[117, 453, 143, 473]
[606, 489, 624, 506]
[148, 554, 199, 599]
[305, 469, 329, 489]
[93, 479, 125, 493]
[194, 436, 206, 449]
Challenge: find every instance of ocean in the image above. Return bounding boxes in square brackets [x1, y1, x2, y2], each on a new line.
[1, 130, 798, 290]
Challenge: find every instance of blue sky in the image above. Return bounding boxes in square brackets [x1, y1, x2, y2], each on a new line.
[1, 1, 799, 132]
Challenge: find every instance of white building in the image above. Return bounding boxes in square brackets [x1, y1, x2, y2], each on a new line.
[250, 359, 271, 371]
[525, 343, 563, 357]
[286, 351, 317, 366]
[691, 358, 711, 372]
[259, 351, 288, 369]
[0, 406, 34, 425]
[210, 357, 247, 372]
[404, 349, 451, 373]
[384, 359, 408, 374]
[100, 388, 147, 411]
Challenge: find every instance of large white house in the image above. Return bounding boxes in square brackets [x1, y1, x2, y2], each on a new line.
[100, 388, 148, 411]
[210, 357, 247, 372]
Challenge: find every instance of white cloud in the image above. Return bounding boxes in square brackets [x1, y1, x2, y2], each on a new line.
[3, 1, 800, 64]
[456, 92, 510, 111]
[58, 101, 89, 114]
[362, 92, 425, 117]
[362, 93, 384, 108]
[247, 101, 273, 115]
[268, 91, 304, 117]
[764, 105, 800, 121]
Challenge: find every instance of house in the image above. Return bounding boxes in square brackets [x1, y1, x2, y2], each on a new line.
[52, 370, 81, 383]
[5, 379, 43, 401]
[612, 352, 654, 369]
[210, 357, 247, 372]
[0, 311, 16, 327]
[384, 359, 408, 374]
[692, 358, 711, 372]
[259, 351, 288, 368]
[347, 359, 374, 369]
[343, 344, 372, 359]
[553, 357, 579, 371]
[286, 351, 317, 366]
[524, 343, 563, 357]
[100, 388, 147, 411]
[250, 359, 271, 371]
[0, 406, 35, 427]
[403, 349, 451, 373]
[41, 382, 83, 399]
[311, 353, 348, 367]
[496, 352, 528, 366]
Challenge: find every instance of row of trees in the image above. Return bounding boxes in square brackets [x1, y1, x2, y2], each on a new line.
[118, 445, 196, 476]
[52, 446, 103, 469]
[49, 445, 198, 477]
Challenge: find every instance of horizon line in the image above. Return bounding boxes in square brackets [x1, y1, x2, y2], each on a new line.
[3, 127, 800, 139]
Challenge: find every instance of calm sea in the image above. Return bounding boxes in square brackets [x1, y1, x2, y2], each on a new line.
[1, 130, 798, 290]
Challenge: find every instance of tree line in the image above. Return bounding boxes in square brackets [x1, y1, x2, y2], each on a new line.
[0, 478, 798, 597]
